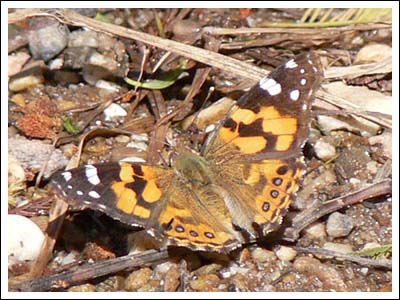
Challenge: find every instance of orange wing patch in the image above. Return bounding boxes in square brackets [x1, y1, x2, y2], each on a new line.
[218, 105, 298, 154]
[113, 163, 163, 217]
[247, 159, 303, 230]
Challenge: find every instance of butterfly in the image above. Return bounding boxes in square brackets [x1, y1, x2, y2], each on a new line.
[50, 52, 323, 253]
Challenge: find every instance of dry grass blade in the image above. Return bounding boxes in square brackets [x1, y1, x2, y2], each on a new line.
[295, 247, 392, 269]
[324, 56, 392, 79]
[29, 196, 69, 278]
[259, 8, 392, 27]
[203, 23, 391, 35]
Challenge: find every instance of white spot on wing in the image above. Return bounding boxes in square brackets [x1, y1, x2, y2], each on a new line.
[300, 68, 305, 74]
[89, 191, 101, 199]
[259, 77, 282, 96]
[76, 190, 83, 196]
[67, 185, 72, 189]
[285, 59, 298, 69]
[290, 89, 300, 101]
[300, 78, 307, 85]
[85, 165, 101, 186]
[61, 171, 72, 182]
[302, 103, 308, 111]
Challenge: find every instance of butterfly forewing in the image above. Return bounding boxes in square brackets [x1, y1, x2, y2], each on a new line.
[204, 52, 323, 162]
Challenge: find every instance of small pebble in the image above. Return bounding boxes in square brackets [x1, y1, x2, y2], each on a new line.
[181, 97, 234, 131]
[326, 212, 355, 238]
[251, 247, 276, 263]
[275, 246, 297, 261]
[9, 73, 44, 91]
[323, 242, 353, 254]
[59, 251, 78, 266]
[293, 256, 348, 291]
[95, 79, 122, 92]
[68, 283, 96, 292]
[8, 52, 31, 77]
[190, 274, 222, 292]
[68, 29, 99, 48]
[366, 161, 378, 175]
[163, 264, 181, 292]
[96, 275, 125, 292]
[349, 177, 361, 185]
[8, 154, 26, 188]
[103, 103, 127, 121]
[360, 267, 369, 275]
[126, 141, 148, 152]
[304, 222, 327, 240]
[317, 115, 356, 133]
[172, 20, 202, 36]
[131, 132, 149, 142]
[8, 214, 45, 263]
[194, 263, 223, 276]
[115, 134, 131, 144]
[48, 57, 64, 70]
[10, 94, 26, 107]
[88, 51, 119, 73]
[313, 139, 337, 161]
[355, 44, 392, 63]
[28, 22, 69, 61]
[124, 267, 152, 291]
[226, 262, 250, 277]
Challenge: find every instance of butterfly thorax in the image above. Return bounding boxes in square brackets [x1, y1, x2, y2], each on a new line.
[172, 151, 213, 187]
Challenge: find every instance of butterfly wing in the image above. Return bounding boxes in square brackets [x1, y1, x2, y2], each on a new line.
[147, 175, 243, 252]
[204, 52, 323, 162]
[51, 161, 242, 252]
[50, 162, 172, 228]
[49, 52, 323, 253]
[204, 52, 323, 237]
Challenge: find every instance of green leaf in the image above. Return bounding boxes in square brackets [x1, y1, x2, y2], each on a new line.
[95, 12, 112, 23]
[125, 66, 187, 90]
[63, 117, 80, 134]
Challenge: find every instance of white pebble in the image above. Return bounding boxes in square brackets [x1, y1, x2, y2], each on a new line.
[104, 103, 127, 121]
[323, 242, 353, 254]
[8, 214, 45, 264]
[276, 246, 297, 261]
[314, 140, 337, 161]
[95, 79, 121, 92]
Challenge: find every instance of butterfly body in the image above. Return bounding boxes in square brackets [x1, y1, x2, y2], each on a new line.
[50, 52, 323, 253]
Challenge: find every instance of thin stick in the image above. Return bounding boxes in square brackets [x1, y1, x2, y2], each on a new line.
[11, 249, 169, 292]
[284, 179, 392, 241]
